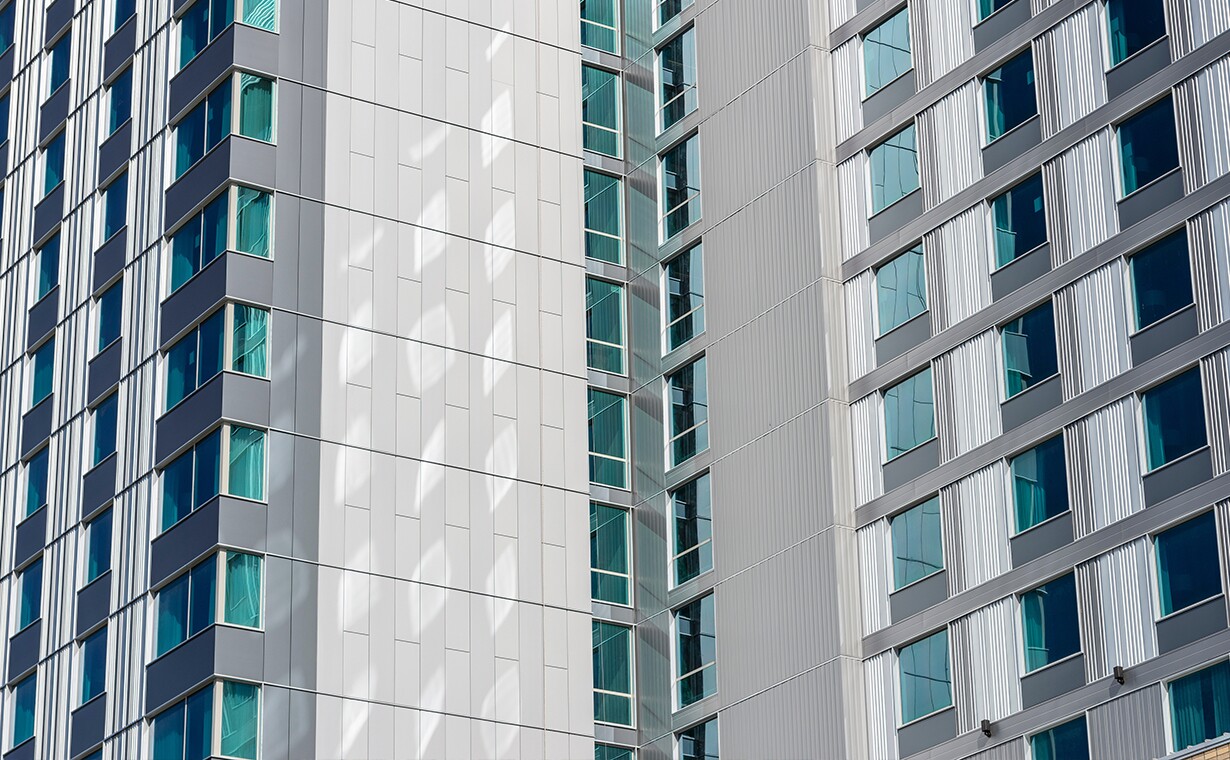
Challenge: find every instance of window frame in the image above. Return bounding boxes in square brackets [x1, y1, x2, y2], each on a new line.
[584, 169, 624, 264]
[654, 0, 696, 30]
[867, 122, 920, 216]
[15, 556, 44, 633]
[95, 277, 123, 355]
[1137, 366, 1208, 474]
[580, 0, 620, 54]
[10, 671, 36, 750]
[106, 65, 133, 137]
[665, 356, 710, 469]
[91, 391, 119, 467]
[592, 620, 636, 728]
[1104, 0, 1168, 69]
[590, 501, 633, 607]
[1114, 95, 1180, 199]
[45, 30, 71, 100]
[155, 550, 267, 658]
[78, 625, 108, 706]
[988, 172, 1048, 271]
[999, 299, 1059, 400]
[159, 423, 270, 534]
[669, 472, 713, 588]
[32, 234, 60, 305]
[111, 0, 138, 36]
[656, 25, 698, 134]
[162, 301, 272, 412]
[1018, 572, 1082, 675]
[659, 132, 702, 242]
[1126, 228, 1194, 335]
[1009, 435, 1070, 536]
[24, 447, 50, 521]
[1163, 657, 1230, 753]
[178, 0, 279, 70]
[83, 508, 113, 587]
[582, 63, 622, 158]
[882, 366, 936, 461]
[661, 243, 706, 353]
[981, 47, 1037, 145]
[1027, 714, 1092, 760]
[101, 170, 129, 244]
[586, 276, 628, 376]
[588, 388, 630, 490]
[28, 336, 56, 409]
[861, 5, 913, 100]
[671, 593, 718, 711]
[897, 627, 953, 726]
[675, 716, 719, 760]
[874, 243, 928, 337]
[1152, 510, 1224, 622]
[41, 130, 66, 198]
[890, 495, 944, 591]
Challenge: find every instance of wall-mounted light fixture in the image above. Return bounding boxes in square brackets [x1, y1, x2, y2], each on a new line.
[980, 719, 992, 737]
[1113, 665, 1125, 685]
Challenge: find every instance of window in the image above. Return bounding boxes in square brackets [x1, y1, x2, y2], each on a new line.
[85, 509, 112, 585]
[870, 124, 919, 214]
[103, 171, 128, 241]
[593, 622, 634, 726]
[891, 496, 942, 589]
[591, 503, 631, 605]
[884, 367, 934, 460]
[674, 595, 716, 708]
[1142, 368, 1207, 472]
[667, 357, 709, 468]
[587, 278, 626, 374]
[1030, 716, 1089, 760]
[0, 92, 9, 145]
[153, 680, 261, 760]
[664, 245, 705, 351]
[1118, 96, 1179, 196]
[661, 134, 702, 240]
[170, 185, 273, 292]
[113, 0, 137, 32]
[678, 718, 719, 760]
[1107, 0, 1166, 66]
[657, 0, 694, 28]
[596, 745, 635, 760]
[1021, 573, 1080, 672]
[157, 552, 264, 656]
[670, 473, 713, 587]
[1156, 511, 1221, 617]
[876, 244, 926, 335]
[30, 338, 55, 407]
[581, 0, 618, 53]
[166, 303, 270, 409]
[863, 7, 912, 97]
[80, 627, 107, 704]
[0, 2, 12, 52]
[181, 0, 276, 68]
[161, 425, 267, 531]
[985, 49, 1036, 142]
[11, 673, 35, 748]
[1169, 660, 1230, 752]
[92, 393, 118, 466]
[25, 449, 48, 519]
[584, 170, 622, 263]
[1002, 301, 1058, 398]
[18, 558, 42, 631]
[35, 234, 60, 302]
[108, 66, 132, 135]
[1011, 436, 1069, 534]
[43, 132, 65, 196]
[1130, 230, 1193, 331]
[583, 65, 620, 157]
[899, 629, 951, 723]
[175, 73, 276, 178]
[658, 28, 697, 132]
[47, 32, 71, 96]
[992, 173, 1047, 268]
[979, 0, 1016, 21]
[588, 389, 628, 489]
[97, 279, 123, 353]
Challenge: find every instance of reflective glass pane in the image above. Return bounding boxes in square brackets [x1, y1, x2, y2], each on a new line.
[864, 7, 912, 96]
[235, 187, 272, 258]
[44, 133, 65, 196]
[221, 681, 260, 759]
[891, 496, 942, 589]
[104, 172, 128, 241]
[596, 744, 635, 760]
[81, 627, 107, 704]
[205, 84, 232, 154]
[185, 686, 214, 760]
[1021, 573, 1079, 672]
[189, 556, 217, 637]
[671, 473, 713, 586]
[242, 0, 277, 30]
[228, 426, 266, 501]
[202, 192, 230, 268]
[876, 245, 926, 334]
[665, 245, 705, 351]
[162, 451, 195, 530]
[674, 595, 717, 707]
[588, 390, 628, 488]
[193, 430, 222, 509]
[109, 66, 132, 134]
[581, 0, 618, 53]
[1130, 230, 1192, 330]
[225, 553, 263, 627]
[0, 94, 9, 145]
[1142, 368, 1207, 471]
[992, 173, 1047, 268]
[659, 28, 697, 131]
[26, 448, 49, 518]
[238, 74, 274, 142]
[153, 702, 186, 760]
[171, 217, 204, 292]
[210, 0, 236, 38]
[0, 4, 13, 51]
[1031, 717, 1089, 760]
[870, 125, 919, 214]
[180, 0, 210, 68]
[1108, 0, 1166, 65]
[1156, 511, 1220, 616]
[114, 0, 137, 31]
[592, 622, 633, 725]
[1169, 660, 1230, 752]
[98, 279, 123, 352]
[231, 304, 268, 376]
[900, 629, 951, 723]
[157, 574, 190, 655]
[985, 50, 1036, 141]
[49, 33, 71, 94]
[1002, 301, 1057, 398]
[1011, 436, 1068, 534]
[18, 559, 42, 630]
[668, 358, 709, 467]
[590, 504, 630, 605]
[658, 0, 694, 27]
[678, 718, 719, 760]
[586, 278, 625, 374]
[166, 329, 199, 409]
[584, 170, 622, 263]
[1119, 96, 1179, 195]
[86, 509, 113, 583]
[583, 66, 620, 157]
[36, 235, 59, 301]
[661, 135, 702, 239]
[12, 674, 35, 747]
[31, 338, 55, 406]
[199, 310, 226, 387]
[176, 103, 207, 178]
[93, 393, 119, 465]
[884, 367, 934, 459]
[978, 0, 1016, 20]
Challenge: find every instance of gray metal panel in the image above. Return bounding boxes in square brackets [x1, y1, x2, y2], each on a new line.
[973, 0, 1033, 52]
[870, 190, 924, 246]
[1087, 684, 1167, 760]
[25, 289, 58, 349]
[87, 339, 123, 404]
[863, 70, 918, 125]
[991, 243, 1052, 302]
[1130, 305, 1199, 366]
[69, 695, 106, 759]
[899, 707, 958, 757]
[877, 313, 932, 366]
[97, 121, 132, 186]
[1010, 512, 1074, 567]
[80, 455, 117, 521]
[1142, 448, 1213, 505]
[983, 117, 1043, 176]
[75, 573, 111, 639]
[891, 571, 949, 623]
[169, 24, 281, 119]
[92, 227, 127, 292]
[149, 496, 268, 588]
[6, 622, 40, 682]
[884, 438, 941, 493]
[164, 138, 278, 233]
[43, 0, 72, 44]
[103, 15, 137, 81]
[1001, 375, 1063, 431]
[32, 184, 64, 245]
[145, 626, 266, 713]
[4, 740, 36, 760]
[1106, 38, 1172, 101]
[1020, 654, 1086, 709]
[20, 400, 53, 459]
[159, 253, 275, 346]
[12, 509, 46, 569]
[1118, 170, 1186, 230]
[0, 47, 12, 90]
[1156, 595, 1228, 654]
[154, 372, 271, 464]
[38, 85, 69, 143]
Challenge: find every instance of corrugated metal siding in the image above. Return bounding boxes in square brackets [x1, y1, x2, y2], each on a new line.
[910, 0, 975, 88]
[952, 597, 1022, 733]
[1087, 684, 1168, 760]
[835, 37, 865, 144]
[917, 80, 984, 209]
[1084, 539, 1159, 680]
[864, 650, 900, 760]
[1054, 261, 1132, 400]
[1174, 55, 1230, 192]
[839, 154, 871, 262]
[1045, 129, 1119, 265]
[1031, 0, 1064, 13]
[942, 461, 1012, 595]
[1188, 198, 1230, 330]
[1067, 397, 1146, 539]
[846, 270, 877, 381]
[1201, 348, 1230, 475]
[853, 393, 886, 504]
[1033, 3, 1109, 139]
[699, 0, 817, 114]
[860, 519, 892, 635]
[1167, 0, 1230, 59]
[1075, 558, 1106, 682]
[924, 206, 992, 332]
[934, 331, 1003, 462]
[830, 0, 859, 31]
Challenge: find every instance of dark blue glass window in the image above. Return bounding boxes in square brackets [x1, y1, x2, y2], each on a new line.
[891, 496, 943, 589]
[678, 718, 718, 760]
[35, 234, 59, 301]
[18, 558, 42, 630]
[161, 430, 222, 531]
[1011, 436, 1068, 534]
[1031, 717, 1089, 760]
[1108, 0, 1166, 65]
[114, 0, 137, 32]
[171, 192, 230, 292]
[582, 65, 620, 157]
[1021, 573, 1080, 672]
[1156, 511, 1221, 617]
[85, 508, 112, 584]
[104, 171, 128, 240]
[985, 50, 1036, 141]
[1142, 368, 1207, 472]
[580, 0, 618, 53]
[80, 627, 107, 704]
[44, 133, 65, 196]
[1169, 660, 1230, 752]
[1002, 301, 1058, 398]
[1130, 230, 1192, 331]
[1119, 96, 1179, 195]
[992, 173, 1047, 268]
[109, 67, 132, 135]
[93, 393, 118, 466]
[31, 338, 55, 407]
[152, 684, 214, 759]
[98, 279, 122, 353]
[180, 0, 235, 69]
[11, 673, 35, 748]
[48, 33, 71, 95]
[0, 3, 14, 52]
[0, 93, 9, 145]
[157, 555, 217, 656]
[978, 0, 1017, 20]
[26, 448, 48, 517]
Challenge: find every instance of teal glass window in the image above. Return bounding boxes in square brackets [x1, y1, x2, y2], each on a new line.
[1030, 717, 1089, 760]
[985, 50, 1036, 142]
[661, 134, 702, 240]
[103, 171, 128, 240]
[109, 66, 132, 134]
[1002, 301, 1058, 398]
[48, 32, 71, 95]
[157, 555, 217, 656]
[583, 65, 621, 157]
[241, 0, 276, 29]
[899, 629, 952, 723]
[238, 73, 275, 142]
[870, 124, 919, 214]
[0, 3, 13, 52]
[1021, 573, 1080, 672]
[176, 74, 275, 177]
[80, 627, 107, 704]
[98, 279, 123, 353]
[891, 496, 942, 589]
[667, 357, 709, 468]
[978, 0, 1016, 21]
[671, 473, 713, 586]
[44, 133, 65, 196]
[0, 93, 9, 145]
[171, 187, 273, 292]
[228, 425, 266, 501]
[1169, 660, 1230, 752]
[1108, 0, 1166, 66]
[678, 718, 719, 760]
[593, 621, 634, 726]
[665, 245, 705, 351]
[658, 0, 695, 28]
[166, 308, 226, 409]
[884, 368, 934, 460]
[1011, 436, 1069, 534]
[1118, 96, 1179, 195]
[85, 509, 112, 584]
[25, 448, 49, 518]
[224, 552, 263, 627]
[11, 673, 35, 748]
[863, 7, 912, 97]
[181, 0, 273, 69]
[114, 0, 137, 32]
[584, 170, 622, 263]
[232, 303, 268, 376]
[992, 173, 1047, 268]
[31, 338, 55, 407]
[587, 278, 626, 374]
[18, 558, 43, 629]
[92, 393, 119, 466]
[235, 185, 273, 258]
[596, 744, 635, 760]
[162, 430, 222, 530]
[581, 0, 618, 53]
[1130, 230, 1192, 331]
[152, 684, 215, 760]
[590, 503, 631, 605]
[1156, 511, 1221, 617]
[675, 594, 717, 708]
[220, 681, 260, 759]
[35, 234, 59, 301]
[876, 244, 926, 335]
[1142, 368, 1207, 472]
[659, 28, 697, 132]
[588, 389, 628, 488]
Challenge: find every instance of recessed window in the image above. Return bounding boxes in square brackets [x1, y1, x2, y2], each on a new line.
[103, 171, 128, 241]
[79, 626, 107, 705]
[181, 0, 277, 69]
[1129, 230, 1193, 331]
[583, 65, 621, 157]
[170, 185, 273, 292]
[899, 629, 952, 724]
[161, 425, 268, 531]
[25, 448, 49, 519]
[174, 73, 276, 179]
[592, 621, 634, 726]
[30, 338, 55, 408]
[113, 0, 137, 32]
[661, 134, 702, 240]
[157, 551, 264, 656]
[1011, 436, 1069, 534]
[991, 172, 1047, 269]
[1002, 301, 1058, 398]
[1107, 0, 1166, 66]
[891, 496, 942, 589]
[166, 303, 269, 410]
[97, 278, 123, 353]
[1021, 573, 1080, 672]
[581, 0, 618, 53]
[11, 673, 35, 748]
[18, 558, 43, 631]
[34, 234, 60, 302]
[1141, 367, 1207, 472]
[658, 27, 697, 132]
[43, 133, 66, 198]
[664, 244, 705, 351]
[667, 357, 709, 468]
[596, 744, 635, 760]
[1118, 96, 1179, 196]
[884, 367, 934, 460]
[869, 124, 919, 214]
[670, 473, 713, 586]
[0, 3, 13, 53]
[1168, 659, 1230, 752]
[587, 278, 626, 375]
[978, 0, 1017, 21]
[47, 32, 71, 96]
[678, 717, 719, 760]
[108, 66, 132, 135]
[657, 0, 695, 28]
[584, 170, 622, 264]
[588, 389, 629, 489]
[84, 508, 112, 585]
[674, 594, 717, 708]
[590, 502, 631, 606]
[876, 244, 926, 335]
[1156, 511, 1221, 617]
[985, 49, 1036, 142]
[863, 7, 912, 97]
[152, 680, 261, 760]
[1030, 716, 1089, 760]
[92, 393, 118, 466]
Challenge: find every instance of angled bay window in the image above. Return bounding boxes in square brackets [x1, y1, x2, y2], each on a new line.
[658, 27, 697, 132]
[581, 0, 618, 53]
[47, 32, 71, 96]
[863, 7, 911, 97]
[170, 185, 273, 292]
[590, 503, 630, 605]
[584, 170, 622, 263]
[30, 338, 55, 407]
[80, 626, 107, 704]
[108, 66, 132, 135]
[157, 552, 264, 656]
[1011, 436, 1069, 534]
[884, 367, 934, 460]
[589, 389, 629, 489]
[18, 558, 42, 630]
[153, 680, 260, 760]
[661, 133, 702, 240]
[166, 303, 269, 409]
[11, 673, 35, 748]
[586, 278, 626, 374]
[35, 234, 59, 302]
[992, 172, 1047, 268]
[667, 357, 709, 468]
[25, 448, 49, 519]
[664, 244, 705, 351]
[92, 393, 118, 466]
[1002, 301, 1058, 398]
[583, 65, 621, 157]
[161, 425, 267, 531]
[1168, 660, 1230, 752]
[103, 171, 128, 241]
[1030, 716, 1089, 760]
[175, 73, 276, 179]
[670, 473, 713, 586]
[85, 508, 112, 585]
[678, 718, 719, 760]
[593, 622, 634, 726]
[1107, 0, 1166, 66]
[1118, 96, 1179, 196]
[891, 496, 942, 589]
[674, 594, 717, 708]
[1141, 368, 1207, 472]
[1129, 230, 1192, 331]
[657, 0, 695, 28]
[43, 132, 65, 197]
[1021, 573, 1080, 672]
[97, 278, 123, 353]
[1156, 511, 1221, 617]
[870, 124, 919, 214]
[181, 0, 277, 68]
[876, 244, 926, 335]
[985, 49, 1036, 142]
[899, 629, 951, 724]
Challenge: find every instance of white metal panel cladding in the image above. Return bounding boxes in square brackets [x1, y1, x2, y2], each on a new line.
[1166, 0, 1230, 59]
[1045, 129, 1120, 266]
[839, 154, 871, 262]
[1087, 683, 1168, 760]
[830, 0, 860, 31]
[909, 0, 976, 88]
[1075, 558, 1107, 682]
[853, 392, 886, 504]
[1033, 3, 1110, 139]
[1031, 0, 1065, 13]
[924, 206, 992, 332]
[1053, 260, 1133, 400]
[965, 739, 1030, 760]
[941, 461, 1012, 595]
[846, 270, 877, 381]
[1188, 198, 1230, 330]
[1089, 539, 1159, 679]
[1201, 348, 1230, 475]
[934, 330, 1003, 462]
[835, 37, 865, 144]
[952, 597, 1022, 734]
[1174, 54, 1230, 192]
[1066, 396, 1146, 539]
[860, 519, 893, 635]
[1217, 500, 1230, 596]
[917, 80, 984, 210]
[864, 650, 900, 760]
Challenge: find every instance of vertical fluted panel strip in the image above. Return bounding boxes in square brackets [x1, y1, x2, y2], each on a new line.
[952, 597, 1021, 733]
[834, 38, 865, 144]
[1188, 199, 1230, 330]
[1166, 0, 1230, 58]
[910, 0, 975, 88]
[1087, 684, 1168, 760]
[917, 80, 983, 209]
[1067, 397, 1145, 538]
[830, 0, 860, 29]
[1201, 348, 1230, 475]
[1047, 129, 1119, 265]
[846, 270, 876, 381]
[852, 393, 885, 504]
[859, 520, 892, 635]
[1076, 559, 1107, 681]
[1093, 539, 1159, 677]
[924, 207, 992, 332]
[942, 461, 1011, 595]
[1033, 4, 1109, 138]
[934, 331, 1002, 461]
[839, 154, 870, 262]
[1176, 55, 1230, 192]
[1053, 261, 1132, 400]
[864, 650, 900, 760]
